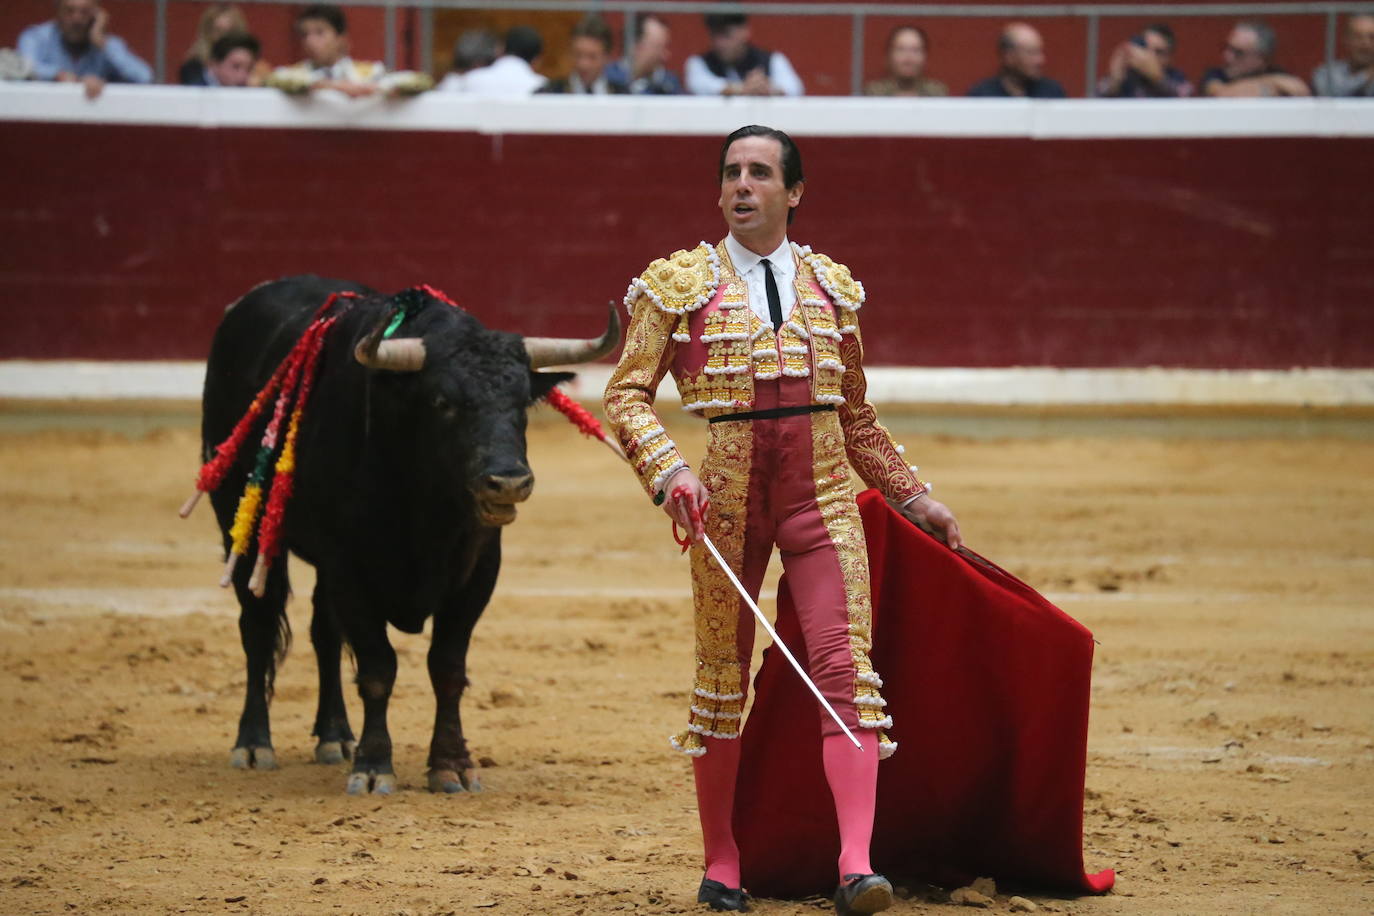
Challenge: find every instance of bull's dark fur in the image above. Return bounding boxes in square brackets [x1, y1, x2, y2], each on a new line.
[202, 276, 570, 792]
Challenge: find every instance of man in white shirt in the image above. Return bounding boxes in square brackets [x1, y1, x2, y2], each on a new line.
[685, 13, 804, 97]
[462, 25, 547, 97]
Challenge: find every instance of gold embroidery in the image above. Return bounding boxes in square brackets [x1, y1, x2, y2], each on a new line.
[670, 419, 754, 756]
[627, 242, 722, 315]
[603, 297, 688, 497]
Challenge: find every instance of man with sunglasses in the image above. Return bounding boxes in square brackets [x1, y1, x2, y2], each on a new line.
[1202, 20, 1310, 97]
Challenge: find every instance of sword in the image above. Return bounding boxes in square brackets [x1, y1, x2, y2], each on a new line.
[698, 532, 864, 752]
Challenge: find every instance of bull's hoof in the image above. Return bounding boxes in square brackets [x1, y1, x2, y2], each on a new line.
[345, 770, 396, 796]
[315, 740, 355, 765]
[230, 746, 277, 770]
[427, 768, 482, 794]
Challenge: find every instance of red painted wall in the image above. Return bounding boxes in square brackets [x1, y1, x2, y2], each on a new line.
[1, 2, 1348, 94]
[1, 124, 1370, 368]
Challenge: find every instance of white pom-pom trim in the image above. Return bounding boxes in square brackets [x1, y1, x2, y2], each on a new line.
[694, 687, 745, 701]
[855, 695, 888, 709]
[704, 364, 750, 376]
[816, 359, 845, 371]
[669, 735, 707, 757]
[691, 706, 742, 719]
[782, 367, 811, 378]
[856, 671, 884, 688]
[784, 320, 810, 339]
[650, 459, 686, 492]
[859, 715, 894, 729]
[754, 370, 782, 380]
[639, 439, 677, 467]
[683, 399, 747, 412]
[780, 345, 809, 356]
[878, 741, 898, 759]
[816, 393, 845, 404]
[701, 332, 748, 342]
[672, 332, 691, 342]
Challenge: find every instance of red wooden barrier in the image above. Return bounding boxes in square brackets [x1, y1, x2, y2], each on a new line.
[2, 119, 1369, 367]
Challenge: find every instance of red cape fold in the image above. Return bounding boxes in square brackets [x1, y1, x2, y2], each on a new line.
[734, 489, 1115, 897]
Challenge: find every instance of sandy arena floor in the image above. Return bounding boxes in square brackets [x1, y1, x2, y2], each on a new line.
[0, 403, 1370, 916]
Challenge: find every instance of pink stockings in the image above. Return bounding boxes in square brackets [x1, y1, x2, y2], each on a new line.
[696, 727, 879, 886]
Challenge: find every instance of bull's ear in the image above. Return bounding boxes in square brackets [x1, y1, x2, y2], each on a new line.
[529, 371, 575, 404]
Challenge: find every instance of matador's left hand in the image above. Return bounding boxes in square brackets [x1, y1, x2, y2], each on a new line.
[899, 495, 963, 551]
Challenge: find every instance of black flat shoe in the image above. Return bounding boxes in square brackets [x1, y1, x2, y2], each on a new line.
[697, 877, 750, 912]
[834, 873, 893, 915]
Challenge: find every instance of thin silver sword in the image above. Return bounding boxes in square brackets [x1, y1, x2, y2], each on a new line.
[698, 532, 864, 751]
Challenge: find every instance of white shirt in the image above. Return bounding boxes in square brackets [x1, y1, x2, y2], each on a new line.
[461, 55, 546, 96]
[725, 233, 796, 327]
[684, 51, 804, 97]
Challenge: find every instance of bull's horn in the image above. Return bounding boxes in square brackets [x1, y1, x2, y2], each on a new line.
[354, 337, 427, 372]
[523, 305, 621, 369]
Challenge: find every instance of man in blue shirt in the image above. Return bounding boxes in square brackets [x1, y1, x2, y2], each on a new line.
[605, 14, 683, 95]
[968, 22, 1067, 98]
[19, 0, 152, 98]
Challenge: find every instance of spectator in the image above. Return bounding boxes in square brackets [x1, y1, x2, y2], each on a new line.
[968, 22, 1066, 98]
[436, 28, 499, 92]
[685, 13, 803, 97]
[541, 15, 626, 94]
[180, 4, 267, 87]
[184, 32, 260, 87]
[1313, 13, 1374, 97]
[863, 25, 947, 96]
[605, 14, 682, 95]
[462, 25, 547, 96]
[18, 0, 152, 99]
[267, 4, 389, 97]
[1201, 21, 1310, 97]
[1097, 23, 1193, 97]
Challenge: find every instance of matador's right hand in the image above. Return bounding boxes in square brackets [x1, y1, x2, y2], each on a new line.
[661, 468, 710, 543]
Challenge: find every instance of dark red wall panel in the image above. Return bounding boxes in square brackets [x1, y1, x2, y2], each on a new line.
[1, 124, 1371, 368]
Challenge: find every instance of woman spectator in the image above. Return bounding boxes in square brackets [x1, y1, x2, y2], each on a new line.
[864, 25, 947, 96]
[180, 3, 267, 86]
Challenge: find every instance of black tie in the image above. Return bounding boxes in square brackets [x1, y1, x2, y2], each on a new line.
[760, 258, 783, 330]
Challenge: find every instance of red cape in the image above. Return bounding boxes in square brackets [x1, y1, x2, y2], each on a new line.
[734, 489, 1115, 897]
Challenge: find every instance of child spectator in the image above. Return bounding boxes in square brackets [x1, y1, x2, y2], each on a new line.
[179, 4, 267, 87]
[187, 32, 260, 87]
[268, 4, 428, 97]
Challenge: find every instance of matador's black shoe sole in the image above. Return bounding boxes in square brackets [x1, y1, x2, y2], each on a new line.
[834, 873, 894, 915]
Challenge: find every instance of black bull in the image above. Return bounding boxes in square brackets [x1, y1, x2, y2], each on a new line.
[200, 276, 618, 794]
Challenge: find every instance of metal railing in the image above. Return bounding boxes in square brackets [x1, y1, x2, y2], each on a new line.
[145, 0, 1368, 95]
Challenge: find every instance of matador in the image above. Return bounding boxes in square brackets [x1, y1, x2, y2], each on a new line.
[604, 126, 962, 915]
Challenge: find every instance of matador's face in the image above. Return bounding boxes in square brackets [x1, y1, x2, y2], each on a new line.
[717, 136, 803, 249]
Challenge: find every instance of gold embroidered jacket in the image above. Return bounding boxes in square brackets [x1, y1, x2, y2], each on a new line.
[604, 240, 925, 503]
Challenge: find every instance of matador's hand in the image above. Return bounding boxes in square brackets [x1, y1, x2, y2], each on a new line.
[661, 467, 710, 543]
[899, 494, 963, 551]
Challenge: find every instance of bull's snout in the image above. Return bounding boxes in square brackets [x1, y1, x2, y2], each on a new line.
[483, 472, 534, 503]
[474, 470, 534, 526]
